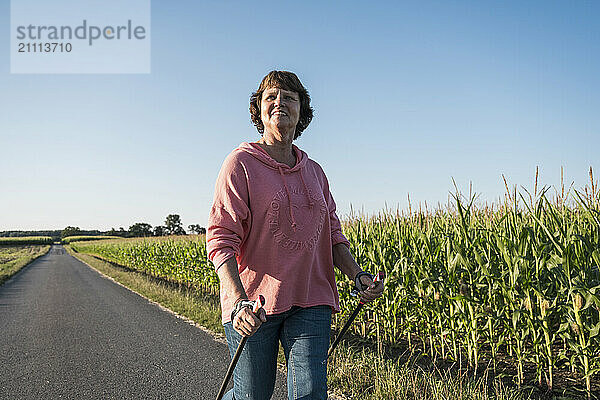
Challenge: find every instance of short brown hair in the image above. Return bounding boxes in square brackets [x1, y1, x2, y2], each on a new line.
[249, 71, 314, 140]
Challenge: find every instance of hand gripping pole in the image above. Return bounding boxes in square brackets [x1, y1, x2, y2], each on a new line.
[215, 295, 265, 400]
[327, 272, 384, 359]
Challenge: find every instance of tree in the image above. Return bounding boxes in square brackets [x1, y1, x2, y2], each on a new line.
[129, 222, 153, 237]
[165, 214, 186, 235]
[153, 225, 166, 237]
[188, 224, 206, 235]
[61, 226, 81, 239]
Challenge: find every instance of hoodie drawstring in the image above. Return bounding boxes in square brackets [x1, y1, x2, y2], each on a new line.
[299, 169, 315, 207]
[278, 166, 297, 231]
[277, 166, 315, 232]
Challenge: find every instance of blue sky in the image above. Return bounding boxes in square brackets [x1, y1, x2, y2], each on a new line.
[1, 1, 598, 231]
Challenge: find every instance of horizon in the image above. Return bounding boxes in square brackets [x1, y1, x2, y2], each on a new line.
[2, 166, 596, 232]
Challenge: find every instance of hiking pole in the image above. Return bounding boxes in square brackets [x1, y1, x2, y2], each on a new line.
[216, 295, 265, 400]
[327, 271, 384, 358]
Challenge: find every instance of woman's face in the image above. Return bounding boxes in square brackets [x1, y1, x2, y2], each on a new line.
[260, 87, 300, 140]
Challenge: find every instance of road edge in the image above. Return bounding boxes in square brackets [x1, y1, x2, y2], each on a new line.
[65, 245, 227, 344]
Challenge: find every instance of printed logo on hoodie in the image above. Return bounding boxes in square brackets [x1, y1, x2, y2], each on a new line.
[268, 184, 327, 251]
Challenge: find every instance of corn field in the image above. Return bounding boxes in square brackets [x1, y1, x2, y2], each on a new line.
[70, 170, 600, 396]
[0, 236, 53, 245]
[62, 235, 122, 244]
[338, 170, 600, 397]
[70, 235, 218, 295]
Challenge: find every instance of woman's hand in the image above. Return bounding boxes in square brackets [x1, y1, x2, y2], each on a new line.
[332, 243, 385, 303]
[218, 259, 267, 337]
[233, 306, 267, 337]
[357, 274, 384, 303]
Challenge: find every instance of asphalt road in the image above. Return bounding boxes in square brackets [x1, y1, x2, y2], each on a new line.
[0, 245, 288, 399]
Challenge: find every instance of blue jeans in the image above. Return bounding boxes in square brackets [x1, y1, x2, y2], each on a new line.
[222, 305, 331, 400]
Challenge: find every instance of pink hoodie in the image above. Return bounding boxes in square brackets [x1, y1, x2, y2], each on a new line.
[207, 142, 350, 323]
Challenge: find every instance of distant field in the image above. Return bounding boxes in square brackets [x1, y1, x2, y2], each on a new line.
[61, 235, 123, 244]
[0, 245, 51, 284]
[0, 236, 53, 245]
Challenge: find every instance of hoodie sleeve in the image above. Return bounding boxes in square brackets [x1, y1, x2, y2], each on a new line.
[319, 166, 351, 249]
[206, 152, 251, 270]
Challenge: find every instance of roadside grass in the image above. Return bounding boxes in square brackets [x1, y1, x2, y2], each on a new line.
[68, 245, 533, 400]
[327, 342, 531, 400]
[0, 245, 51, 285]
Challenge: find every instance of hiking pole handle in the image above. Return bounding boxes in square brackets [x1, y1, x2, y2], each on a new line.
[355, 271, 385, 305]
[327, 271, 385, 359]
[215, 295, 265, 400]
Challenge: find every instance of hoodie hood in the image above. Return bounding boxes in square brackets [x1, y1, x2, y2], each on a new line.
[236, 142, 309, 173]
[236, 141, 313, 231]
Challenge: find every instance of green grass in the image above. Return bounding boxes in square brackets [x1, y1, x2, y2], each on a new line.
[328, 342, 528, 400]
[0, 245, 51, 284]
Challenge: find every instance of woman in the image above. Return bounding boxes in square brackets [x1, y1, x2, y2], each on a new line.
[207, 70, 384, 400]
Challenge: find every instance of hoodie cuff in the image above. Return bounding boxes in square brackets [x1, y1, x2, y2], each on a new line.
[332, 233, 351, 249]
[211, 251, 237, 271]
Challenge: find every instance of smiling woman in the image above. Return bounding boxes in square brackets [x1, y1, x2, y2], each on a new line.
[206, 70, 384, 399]
[258, 87, 301, 149]
[249, 70, 313, 140]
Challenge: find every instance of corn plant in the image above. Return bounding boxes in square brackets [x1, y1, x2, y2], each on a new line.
[70, 169, 600, 396]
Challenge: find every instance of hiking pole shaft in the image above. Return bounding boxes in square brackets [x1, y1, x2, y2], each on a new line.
[327, 271, 384, 359]
[327, 301, 364, 358]
[216, 336, 247, 399]
[216, 295, 265, 400]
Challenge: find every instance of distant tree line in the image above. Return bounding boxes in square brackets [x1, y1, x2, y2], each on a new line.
[1, 214, 205, 240]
